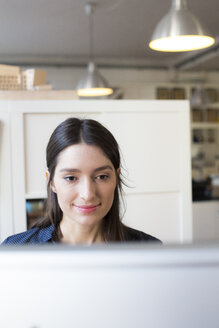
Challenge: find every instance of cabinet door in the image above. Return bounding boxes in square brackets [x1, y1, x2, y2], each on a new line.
[100, 106, 191, 243]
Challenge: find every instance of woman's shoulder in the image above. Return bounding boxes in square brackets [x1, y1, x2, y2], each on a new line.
[123, 226, 162, 243]
[1, 225, 54, 245]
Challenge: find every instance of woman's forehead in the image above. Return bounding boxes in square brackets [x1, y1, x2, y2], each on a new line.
[56, 143, 114, 171]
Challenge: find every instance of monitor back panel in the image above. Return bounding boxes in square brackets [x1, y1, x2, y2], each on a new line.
[0, 244, 219, 328]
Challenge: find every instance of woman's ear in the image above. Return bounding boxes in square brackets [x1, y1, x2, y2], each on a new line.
[117, 168, 121, 175]
[46, 170, 56, 193]
[45, 170, 50, 182]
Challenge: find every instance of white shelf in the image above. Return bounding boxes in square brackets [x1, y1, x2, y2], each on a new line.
[25, 192, 47, 199]
[192, 142, 217, 146]
[191, 123, 219, 129]
[191, 103, 219, 109]
[207, 103, 219, 109]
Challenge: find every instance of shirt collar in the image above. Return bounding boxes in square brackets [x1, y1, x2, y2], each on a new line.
[38, 225, 56, 244]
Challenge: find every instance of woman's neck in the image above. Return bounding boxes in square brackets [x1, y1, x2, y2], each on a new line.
[59, 217, 103, 245]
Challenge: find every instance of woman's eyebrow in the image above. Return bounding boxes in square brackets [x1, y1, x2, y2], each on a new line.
[59, 165, 113, 173]
[93, 165, 113, 172]
[59, 168, 80, 173]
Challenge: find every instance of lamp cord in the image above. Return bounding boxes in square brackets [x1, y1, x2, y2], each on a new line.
[89, 6, 94, 62]
[172, 0, 187, 10]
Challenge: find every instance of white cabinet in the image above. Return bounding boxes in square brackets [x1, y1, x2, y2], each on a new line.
[193, 201, 219, 241]
[0, 94, 192, 243]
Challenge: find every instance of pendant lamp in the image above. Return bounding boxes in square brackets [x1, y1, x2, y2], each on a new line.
[76, 3, 113, 97]
[149, 0, 215, 52]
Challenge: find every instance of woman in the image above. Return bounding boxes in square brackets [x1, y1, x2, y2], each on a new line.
[2, 118, 161, 244]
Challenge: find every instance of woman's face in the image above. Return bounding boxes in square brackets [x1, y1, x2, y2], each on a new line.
[50, 143, 118, 228]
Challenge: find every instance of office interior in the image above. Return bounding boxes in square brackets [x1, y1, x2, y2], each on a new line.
[1, 1, 219, 327]
[0, 0, 219, 243]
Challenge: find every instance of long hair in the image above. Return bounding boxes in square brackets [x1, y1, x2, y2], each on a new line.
[34, 118, 126, 242]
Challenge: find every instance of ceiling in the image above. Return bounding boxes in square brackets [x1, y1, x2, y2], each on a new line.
[0, 0, 219, 71]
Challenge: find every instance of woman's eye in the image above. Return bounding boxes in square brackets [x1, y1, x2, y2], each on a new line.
[96, 174, 109, 181]
[64, 176, 77, 182]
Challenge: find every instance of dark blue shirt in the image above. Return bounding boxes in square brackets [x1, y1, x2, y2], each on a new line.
[1, 225, 56, 245]
[1, 225, 161, 245]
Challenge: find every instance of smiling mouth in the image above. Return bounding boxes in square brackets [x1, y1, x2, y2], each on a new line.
[74, 204, 100, 213]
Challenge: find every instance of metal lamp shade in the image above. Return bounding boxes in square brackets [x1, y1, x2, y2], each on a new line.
[149, 0, 215, 52]
[76, 62, 113, 97]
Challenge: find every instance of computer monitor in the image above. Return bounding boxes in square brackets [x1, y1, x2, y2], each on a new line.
[0, 243, 219, 328]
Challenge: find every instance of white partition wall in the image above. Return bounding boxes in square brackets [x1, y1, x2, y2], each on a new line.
[0, 97, 192, 243]
[0, 111, 14, 239]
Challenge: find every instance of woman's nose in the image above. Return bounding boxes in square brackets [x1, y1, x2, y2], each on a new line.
[79, 178, 96, 201]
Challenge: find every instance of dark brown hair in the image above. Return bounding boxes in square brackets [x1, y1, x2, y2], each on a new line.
[34, 117, 127, 242]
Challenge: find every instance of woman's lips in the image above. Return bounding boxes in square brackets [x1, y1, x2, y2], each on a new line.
[74, 204, 100, 213]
